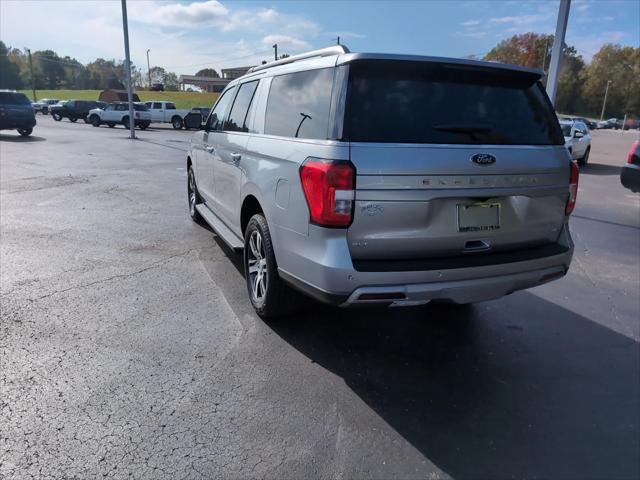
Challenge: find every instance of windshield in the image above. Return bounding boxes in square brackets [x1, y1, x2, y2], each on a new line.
[0, 92, 31, 106]
[561, 124, 572, 136]
[344, 60, 564, 145]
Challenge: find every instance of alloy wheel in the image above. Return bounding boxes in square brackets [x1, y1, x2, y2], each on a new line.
[247, 230, 268, 303]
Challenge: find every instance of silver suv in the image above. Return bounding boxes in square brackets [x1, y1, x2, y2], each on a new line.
[187, 46, 578, 318]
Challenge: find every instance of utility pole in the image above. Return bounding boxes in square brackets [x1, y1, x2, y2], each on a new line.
[546, 0, 571, 105]
[337, 36, 340, 45]
[146, 49, 151, 88]
[600, 80, 612, 121]
[26, 48, 36, 101]
[273, 43, 278, 61]
[120, 0, 136, 139]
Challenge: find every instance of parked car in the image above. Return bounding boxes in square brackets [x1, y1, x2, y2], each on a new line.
[191, 106, 211, 119]
[31, 98, 59, 115]
[50, 100, 104, 122]
[560, 120, 592, 165]
[596, 118, 618, 129]
[87, 102, 151, 129]
[150, 83, 164, 91]
[144, 101, 192, 129]
[186, 46, 577, 318]
[0, 90, 36, 136]
[621, 140, 640, 193]
[564, 116, 596, 130]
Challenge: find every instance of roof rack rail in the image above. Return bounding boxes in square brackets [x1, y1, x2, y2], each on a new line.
[248, 45, 350, 73]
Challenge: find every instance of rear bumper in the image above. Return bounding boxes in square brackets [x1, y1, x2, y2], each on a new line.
[275, 222, 574, 307]
[0, 117, 36, 130]
[621, 164, 640, 193]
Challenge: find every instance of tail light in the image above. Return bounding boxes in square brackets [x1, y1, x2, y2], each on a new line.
[565, 160, 579, 215]
[628, 140, 639, 165]
[300, 158, 355, 227]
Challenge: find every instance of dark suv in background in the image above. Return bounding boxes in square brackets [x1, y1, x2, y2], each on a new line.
[0, 91, 36, 137]
[50, 100, 105, 123]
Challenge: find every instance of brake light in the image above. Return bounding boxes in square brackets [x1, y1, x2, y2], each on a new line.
[300, 158, 355, 227]
[628, 141, 639, 165]
[565, 161, 579, 215]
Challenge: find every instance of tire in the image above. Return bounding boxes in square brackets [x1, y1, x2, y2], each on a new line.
[89, 114, 101, 127]
[578, 146, 590, 166]
[107, 122, 115, 128]
[187, 165, 203, 223]
[122, 116, 130, 129]
[244, 214, 296, 318]
[52, 112, 62, 121]
[171, 116, 183, 129]
[138, 121, 150, 130]
[69, 116, 77, 123]
[17, 128, 33, 137]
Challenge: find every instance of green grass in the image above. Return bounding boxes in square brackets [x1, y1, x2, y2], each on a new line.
[21, 89, 220, 110]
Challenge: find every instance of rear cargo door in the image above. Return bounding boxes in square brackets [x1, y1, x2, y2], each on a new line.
[344, 60, 570, 260]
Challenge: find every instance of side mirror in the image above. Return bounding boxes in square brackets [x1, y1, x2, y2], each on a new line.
[574, 131, 584, 138]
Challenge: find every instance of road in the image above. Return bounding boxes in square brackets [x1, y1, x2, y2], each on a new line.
[1, 117, 639, 479]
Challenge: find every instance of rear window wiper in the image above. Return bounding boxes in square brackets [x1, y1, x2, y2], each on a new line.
[432, 123, 493, 133]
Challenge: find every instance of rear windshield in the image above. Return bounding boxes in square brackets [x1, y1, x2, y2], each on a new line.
[134, 104, 148, 111]
[344, 60, 564, 145]
[0, 92, 31, 106]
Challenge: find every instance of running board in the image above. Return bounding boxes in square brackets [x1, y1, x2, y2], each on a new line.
[195, 204, 244, 250]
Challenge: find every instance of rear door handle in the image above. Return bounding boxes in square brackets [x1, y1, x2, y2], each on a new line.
[206, 146, 215, 153]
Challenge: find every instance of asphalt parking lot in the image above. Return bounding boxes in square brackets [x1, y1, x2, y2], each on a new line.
[1, 117, 639, 479]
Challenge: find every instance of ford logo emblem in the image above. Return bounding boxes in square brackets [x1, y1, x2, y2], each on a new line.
[471, 153, 496, 166]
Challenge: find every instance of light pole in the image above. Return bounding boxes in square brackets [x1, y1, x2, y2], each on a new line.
[146, 49, 151, 88]
[120, 0, 136, 139]
[273, 43, 278, 61]
[600, 80, 612, 121]
[26, 48, 36, 101]
[546, 0, 571, 105]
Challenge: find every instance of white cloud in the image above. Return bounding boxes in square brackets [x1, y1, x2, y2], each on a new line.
[0, 0, 322, 75]
[460, 20, 481, 27]
[262, 35, 311, 52]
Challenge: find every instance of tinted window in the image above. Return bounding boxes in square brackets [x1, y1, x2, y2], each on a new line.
[224, 81, 258, 132]
[209, 86, 237, 131]
[134, 104, 148, 111]
[166, 103, 176, 110]
[561, 124, 572, 136]
[265, 68, 334, 139]
[0, 92, 31, 105]
[153, 102, 162, 109]
[345, 60, 564, 145]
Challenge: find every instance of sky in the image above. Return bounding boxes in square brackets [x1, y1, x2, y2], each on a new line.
[1, 0, 638, 75]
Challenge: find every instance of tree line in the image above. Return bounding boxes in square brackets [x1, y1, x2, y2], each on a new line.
[1, 34, 638, 118]
[484, 32, 639, 119]
[0, 41, 194, 92]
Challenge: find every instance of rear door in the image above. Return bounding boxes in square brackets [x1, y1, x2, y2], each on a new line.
[196, 86, 237, 205]
[343, 60, 570, 260]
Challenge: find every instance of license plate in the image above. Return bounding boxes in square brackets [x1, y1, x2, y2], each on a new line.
[457, 203, 501, 232]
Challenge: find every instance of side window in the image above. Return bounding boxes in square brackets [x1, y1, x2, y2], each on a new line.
[224, 81, 259, 133]
[145, 102, 151, 108]
[66, 101, 75, 108]
[208, 87, 237, 131]
[106, 104, 114, 111]
[153, 102, 162, 109]
[166, 103, 176, 110]
[265, 68, 334, 139]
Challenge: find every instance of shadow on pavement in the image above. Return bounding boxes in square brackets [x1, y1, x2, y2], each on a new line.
[0, 134, 46, 142]
[263, 294, 639, 479]
[581, 163, 622, 175]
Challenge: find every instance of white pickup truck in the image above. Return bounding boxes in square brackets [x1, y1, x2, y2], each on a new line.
[144, 101, 192, 129]
[87, 102, 152, 129]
